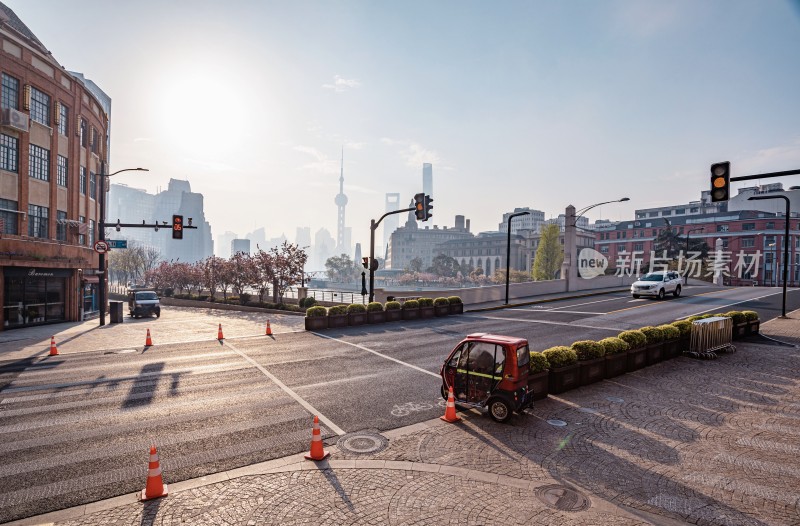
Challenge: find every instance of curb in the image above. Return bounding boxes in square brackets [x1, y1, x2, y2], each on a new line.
[466, 289, 630, 312]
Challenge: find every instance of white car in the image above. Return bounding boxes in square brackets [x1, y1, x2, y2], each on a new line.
[631, 271, 683, 299]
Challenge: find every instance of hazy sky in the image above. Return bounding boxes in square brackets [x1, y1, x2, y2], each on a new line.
[7, 0, 800, 251]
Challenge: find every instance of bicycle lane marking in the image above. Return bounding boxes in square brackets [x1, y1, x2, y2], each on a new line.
[223, 340, 346, 436]
[310, 332, 440, 378]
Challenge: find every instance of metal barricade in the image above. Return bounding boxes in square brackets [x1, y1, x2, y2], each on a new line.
[687, 316, 736, 359]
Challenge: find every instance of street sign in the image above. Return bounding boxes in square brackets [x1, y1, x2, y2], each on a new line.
[107, 239, 128, 249]
[93, 240, 109, 254]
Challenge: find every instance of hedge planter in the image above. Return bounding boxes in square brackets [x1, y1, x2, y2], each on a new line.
[732, 322, 748, 339]
[304, 316, 328, 331]
[434, 305, 450, 317]
[528, 371, 549, 401]
[328, 314, 349, 328]
[746, 320, 760, 335]
[548, 364, 580, 394]
[449, 303, 464, 315]
[645, 342, 665, 366]
[402, 309, 420, 321]
[367, 311, 386, 324]
[579, 358, 606, 386]
[349, 312, 367, 326]
[663, 338, 681, 359]
[605, 353, 627, 378]
[627, 347, 647, 371]
[419, 306, 435, 319]
[386, 309, 403, 322]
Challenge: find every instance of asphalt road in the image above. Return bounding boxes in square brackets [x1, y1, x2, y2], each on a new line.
[1, 285, 798, 523]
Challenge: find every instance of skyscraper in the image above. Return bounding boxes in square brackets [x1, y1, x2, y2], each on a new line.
[383, 193, 401, 252]
[423, 163, 433, 198]
[334, 147, 348, 254]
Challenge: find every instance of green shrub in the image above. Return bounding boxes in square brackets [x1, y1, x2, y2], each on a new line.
[384, 301, 401, 311]
[639, 326, 664, 344]
[599, 337, 629, 355]
[433, 297, 450, 306]
[685, 315, 703, 322]
[618, 330, 647, 349]
[239, 293, 252, 305]
[542, 346, 578, 368]
[743, 310, 759, 322]
[529, 352, 550, 373]
[346, 303, 367, 314]
[723, 311, 746, 324]
[418, 297, 434, 307]
[571, 340, 605, 360]
[402, 299, 419, 309]
[300, 297, 317, 309]
[367, 302, 384, 312]
[306, 306, 327, 317]
[447, 296, 463, 304]
[657, 324, 680, 340]
[328, 305, 348, 316]
[671, 320, 692, 338]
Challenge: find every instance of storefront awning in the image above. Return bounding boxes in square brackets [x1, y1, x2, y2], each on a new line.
[82, 276, 99, 283]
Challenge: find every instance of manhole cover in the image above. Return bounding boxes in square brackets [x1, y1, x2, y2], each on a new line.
[337, 430, 388, 455]
[534, 484, 591, 512]
[547, 419, 567, 427]
[606, 396, 625, 403]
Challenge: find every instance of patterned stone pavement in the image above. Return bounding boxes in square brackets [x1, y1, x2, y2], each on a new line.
[5, 313, 800, 525]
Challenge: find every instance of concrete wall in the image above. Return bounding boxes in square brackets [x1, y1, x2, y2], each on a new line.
[374, 275, 637, 305]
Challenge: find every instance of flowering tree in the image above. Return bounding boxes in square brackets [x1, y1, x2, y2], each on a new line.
[252, 248, 275, 303]
[200, 256, 225, 300]
[229, 252, 257, 303]
[271, 241, 308, 303]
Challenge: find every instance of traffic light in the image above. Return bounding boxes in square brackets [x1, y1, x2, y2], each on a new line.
[424, 194, 433, 221]
[362, 257, 369, 269]
[414, 193, 425, 220]
[710, 161, 730, 202]
[172, 214, 183, 240]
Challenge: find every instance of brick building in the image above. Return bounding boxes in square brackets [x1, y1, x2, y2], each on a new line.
[0, 3, 109, 330]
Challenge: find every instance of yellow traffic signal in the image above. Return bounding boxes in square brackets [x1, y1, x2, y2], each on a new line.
[414, 193, 425, 220]
[710, 161, 730, 202]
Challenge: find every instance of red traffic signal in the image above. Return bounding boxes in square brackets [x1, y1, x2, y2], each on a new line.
[710, 162, 730, 202]
[172, 215, 184, 239]
[362, 257, 369, 269]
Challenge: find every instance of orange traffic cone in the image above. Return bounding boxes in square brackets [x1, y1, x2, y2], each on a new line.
[145, 329, 153, 347]
[304, 415, 330, 461]
[49, 336, 59, 356]
[140, 445, 168, 501]
[266, 320, 272, 336]
[217, 323, 224, 340]
[440, 386, 461, 423]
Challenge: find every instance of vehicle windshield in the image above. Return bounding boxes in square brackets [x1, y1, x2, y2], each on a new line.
[640, 273, 665, 282]
[135, 292, 158, 300]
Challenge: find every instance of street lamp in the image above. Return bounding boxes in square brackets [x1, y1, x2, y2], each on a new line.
[572, 197, 630, 226]
[748, 194, 790, 317]
[98, 166, 149, 326]
[505, 211, 530, 305]
[684, 227, 704, 285]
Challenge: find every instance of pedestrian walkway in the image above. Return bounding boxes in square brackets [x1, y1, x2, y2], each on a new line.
[4, 311, 799, 525]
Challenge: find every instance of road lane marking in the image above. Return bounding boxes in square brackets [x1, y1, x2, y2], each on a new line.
[311, 332, 440, 378]
[461, 314, 625, 332]
[223, 340, 346, 436]
[675, 289, 800, 320]
[517, 310, 603, 315]
[544, 295, 631, 310]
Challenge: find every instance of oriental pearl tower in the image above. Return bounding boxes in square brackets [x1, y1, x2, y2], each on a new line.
[334, 147, 348, 253]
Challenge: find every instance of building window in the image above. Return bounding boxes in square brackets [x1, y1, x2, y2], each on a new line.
[30, 87, 51, 125]
[28, 204, 49, 238]
[741, 237, 755, 248]
[1, 73, 19, 109]
[89, 171, 96, 200]
[78, 215, 85, 245]
[742, 223, 756, 231]
[0, 198, 19, 234]
[634, 243, 644, 251]
[79, 118, 87, 148]
[662, 210, 672, 216]
[765, 236, 776, 246]
[57, 155, 68, 186]
[89, 219, 95, 245]
[617, 243, 626, 251]
[648, 212, 658, 218]
[58, 103, 68, 136]
[766, 222, 775, 229]
[717, 224, 729, 232]
[675, 209, 686, 214]
[690, 208, 698, 213]
[28, 144, 50, 181]
[0, 133, 18, 172]
[600, 245, 609, 254]
[91, 128, 99, 154]
[56, 210, 67, 241]
[80, 167, 86, 195]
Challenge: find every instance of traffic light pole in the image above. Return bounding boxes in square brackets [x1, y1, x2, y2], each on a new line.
[748, 194, 790, 317]
[731, 168, 800, 182]
[369, 207, 414, 303]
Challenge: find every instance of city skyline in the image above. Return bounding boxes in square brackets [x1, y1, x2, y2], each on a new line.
[6, 0, 799, 253]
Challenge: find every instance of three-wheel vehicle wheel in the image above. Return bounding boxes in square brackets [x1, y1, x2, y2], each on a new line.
[488, 397, 512, 423]
[673, 286, 681, 298]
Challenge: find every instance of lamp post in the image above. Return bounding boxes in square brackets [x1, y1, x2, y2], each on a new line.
[98, 166, 149, 326]
[505, 211, 530, 305]
[564, 197, 629, 292]
[748, 194, 790, 317]
[684, 227, 704, 285]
